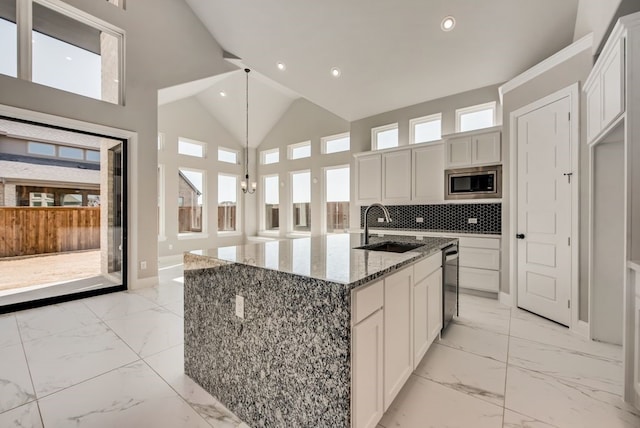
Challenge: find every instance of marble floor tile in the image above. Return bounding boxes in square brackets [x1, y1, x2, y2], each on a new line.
[0, 344, 36, 414]
[22, 322, 139, 398]
[502, 409, 559, 428]
[0, 315, 21, 349]
[15, 300, 100, 342]
[0, 402, 43, 428]
[508, 336, 623, 395]
[145, 345, 246, 428]
[438, 321, 509, 362]
[163, 300, 184, 318]
[83, 291, 158, 321]
[134, 283, 184, 306]
[414, 343, 506, 406]
[379, 375, 504, 428]
[38, 361, 211, 428]
[104, 307, 183, 357]
[505, 365, 640, 428]
[455, 301, 511, 336]
[510, 309, 622, 361]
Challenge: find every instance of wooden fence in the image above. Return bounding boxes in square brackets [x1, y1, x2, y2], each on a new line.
[0, 207, 100, 258]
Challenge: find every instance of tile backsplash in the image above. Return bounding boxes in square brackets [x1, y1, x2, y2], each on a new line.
[360, 203, 501, 234]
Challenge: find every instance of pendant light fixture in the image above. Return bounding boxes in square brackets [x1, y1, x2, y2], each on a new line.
[241, 68, 256, 194]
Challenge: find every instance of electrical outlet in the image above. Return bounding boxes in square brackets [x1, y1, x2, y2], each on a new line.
[140, 260, 147, 270]
[377, 217, 384, 223]
[416, 217, 424, 223]
[235, 295, 245, 319]
[468, 218, 478, 224]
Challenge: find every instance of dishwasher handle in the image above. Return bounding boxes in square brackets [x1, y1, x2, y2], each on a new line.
[443, 245, 459, 261]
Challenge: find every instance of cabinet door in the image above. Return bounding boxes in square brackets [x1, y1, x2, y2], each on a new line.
[384, 267, 413, 410]
[412, 144, 444, 202]
[427, 268, 443, 343]
[459, 247, 500, 270]
[445, 137, 472, 168]
[472, 132, 501, 165]
[601, 37, 625, 132]
[353, 310, 384, 428]
[382, 150, 412, 203]
[459, 267, 500, 292]
[413, 277, 429, 369]
[356, 154, 382, 204]
[586, 78, 602, 143]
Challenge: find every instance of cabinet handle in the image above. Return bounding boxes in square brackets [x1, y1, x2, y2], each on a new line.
[516, 234, 525, 239]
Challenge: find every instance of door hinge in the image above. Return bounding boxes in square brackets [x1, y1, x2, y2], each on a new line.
[568, 300, 571, 309]
[568, 237, 571, 246]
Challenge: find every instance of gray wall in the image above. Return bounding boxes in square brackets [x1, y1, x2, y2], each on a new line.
[501, 48, 593, 321]
[158, 97, 245, 257]
[257, 98, 350, 237]
[573, 0, 623, 49]
[0, 0, 235, 286]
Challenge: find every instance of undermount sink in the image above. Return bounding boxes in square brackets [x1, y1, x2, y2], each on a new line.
[355, 241, 425, 253]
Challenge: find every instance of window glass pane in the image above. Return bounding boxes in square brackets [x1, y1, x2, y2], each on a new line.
[262, 149, 279, 164]
[324, 135, 350, 154]
[178, 139, 204, 157]
[86, 150, 100, 162]
[31, 2, 120, 103]
[28, 142, 56, 156]
[59, 146, 84, 160]
[290, 143, 310, 159]
[326, 167, 349, 202]
[218, 175, 237, 232]
[414, 120, 441, 143]
[376, 128, 398, 149]
[264, 175, 279, 231]
[29, 192, 54, 207]
[292, 171, 310, 232]
[0, 0, 17, 78]
[460, 109, 494, 132]
[218, 148, 237, 164]
[88, 194, 100, 206]
[178, 169, 204, 233]
[62, 194, 83, 206]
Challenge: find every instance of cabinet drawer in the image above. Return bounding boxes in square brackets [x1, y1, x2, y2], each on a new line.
[414, 253, 441, 283]
[458, 237, 500, 249]
[459, 247, 500, 270]
[353, 280, 384, 324]
[459, 267, 499, 292]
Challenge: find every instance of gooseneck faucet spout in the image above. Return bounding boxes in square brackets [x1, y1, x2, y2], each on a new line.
[363, 203, 392, 245]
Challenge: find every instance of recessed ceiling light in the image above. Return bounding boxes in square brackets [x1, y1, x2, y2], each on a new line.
[219, 91, 227, 97]
[277, 62, 286, 71]
[441, 16, 456, 31]
[331, 67, 341, 77]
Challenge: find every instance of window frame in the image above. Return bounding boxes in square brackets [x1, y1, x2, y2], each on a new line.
[323, 164, 350, 234]
[371, 123, 399, 150]
[217, 146, 239, 164]
[178, 137, 206, 158]
[260, 174, 280, 234]
[217, 172, 240, 235]
[455, 101, 497, 133]
[158, 164, 166, 241]
[261, 148, 279, 165]
[321, 132, 350, 154]
[290, 169, 311, 234]
[287, 141, 311, 160]
[177, 167, 207, 238]
[409, 113, 442, 144]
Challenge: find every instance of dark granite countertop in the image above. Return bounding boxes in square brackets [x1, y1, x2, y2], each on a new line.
[185, 233, 457, 290]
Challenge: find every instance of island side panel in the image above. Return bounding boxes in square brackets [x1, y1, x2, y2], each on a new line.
[184, 263, 352, 427]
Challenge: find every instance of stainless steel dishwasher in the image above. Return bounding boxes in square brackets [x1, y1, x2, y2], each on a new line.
[442, 243, 459, 333]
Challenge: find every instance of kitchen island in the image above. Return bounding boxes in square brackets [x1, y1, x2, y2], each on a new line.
[184, 233, 456, 427]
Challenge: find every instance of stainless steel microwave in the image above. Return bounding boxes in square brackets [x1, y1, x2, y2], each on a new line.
[445, 165, 502, 200]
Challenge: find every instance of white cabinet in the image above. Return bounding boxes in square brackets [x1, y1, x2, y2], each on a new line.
[585, 37, 625, 144]
[383, 266, 413, 410]
[445, 129, 501, 169]
[412, 143, 444, 202]
[414, 265, 442, 368]
[352, 280, 384, 428]
[427, 269, 443, 344]
[356, 154, 382, 205]
[458, 236, 501, 293]
[382, 150, 412, 203]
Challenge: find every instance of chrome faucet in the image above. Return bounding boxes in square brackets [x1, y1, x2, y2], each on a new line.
[363, 203, 392, 245]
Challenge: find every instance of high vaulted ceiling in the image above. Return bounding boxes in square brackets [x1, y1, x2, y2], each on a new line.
[185, 0, 580, 122]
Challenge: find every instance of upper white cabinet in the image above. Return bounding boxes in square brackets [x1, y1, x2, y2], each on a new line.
[412, 143, 445, 202]
[355, 154, 382, 205]
[585, 36, 626, 144]
[445, 127, 502, 168]
[382, 150, 412, 203]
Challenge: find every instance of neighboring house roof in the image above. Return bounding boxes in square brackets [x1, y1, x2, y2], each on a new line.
[0, 160, 100, 185]
[178, 171, 202, 195]
[0, 153, 100, 171]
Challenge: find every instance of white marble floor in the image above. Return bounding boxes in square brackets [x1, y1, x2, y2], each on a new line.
[0, 259, 638, 427]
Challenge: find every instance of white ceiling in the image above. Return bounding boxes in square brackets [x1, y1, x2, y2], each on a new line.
[184, 0, 580, 122]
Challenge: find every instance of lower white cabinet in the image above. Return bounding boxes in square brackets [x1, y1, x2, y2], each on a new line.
[458, 236, 501, 293]
[352, 309, 384, 428]
[413, 266, 442, 368]
[383, 266, 414, 410]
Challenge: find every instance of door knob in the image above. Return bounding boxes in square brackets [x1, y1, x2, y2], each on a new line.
[516, 234, 525, 239]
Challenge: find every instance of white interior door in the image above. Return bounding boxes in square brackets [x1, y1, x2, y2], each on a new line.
[517, 96, 572, 326]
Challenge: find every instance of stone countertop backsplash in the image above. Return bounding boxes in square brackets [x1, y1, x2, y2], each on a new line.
[184, 233, 457, 290]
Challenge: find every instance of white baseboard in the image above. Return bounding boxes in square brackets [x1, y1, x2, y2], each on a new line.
[499, 292, 513, 307]
[128, 276, 159, 291]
